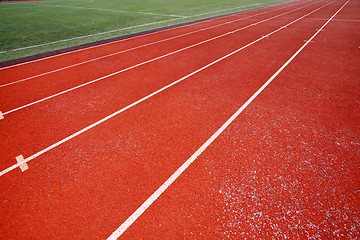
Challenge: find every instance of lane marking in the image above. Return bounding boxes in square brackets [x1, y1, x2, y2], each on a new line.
[107, 1, 349, 238]
[0, 0, 310, 88]
[0, 0, 299, 57]
[1, 0, 324, 116]
[0, 111, 3, 120]
[308, 18, 360, 22]
[15, 155, 29, 172]
[0, 0, 333, 177]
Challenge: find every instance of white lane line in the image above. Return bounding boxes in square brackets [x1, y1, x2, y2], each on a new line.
[0, 0, 333, 177]
[0, 0, 308, 88]
[1, 0, 323, 116]
[309, 18, 360, 22]
[0, 0, 297, 56]
[107, 1, 349, 238]
[33, 3, 187, 18]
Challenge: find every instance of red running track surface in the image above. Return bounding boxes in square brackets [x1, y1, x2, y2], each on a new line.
[0, 0, 359, 239]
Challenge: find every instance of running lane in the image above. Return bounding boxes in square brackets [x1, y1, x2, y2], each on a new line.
[1, 0, 357, 239]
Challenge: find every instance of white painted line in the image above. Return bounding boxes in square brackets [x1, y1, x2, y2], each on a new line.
[1, 0, 323, 115]
[0, 0, 309, 88]
[33, 3, 186, 18]
[0, 0, 333, 177]
[0, 1, 39, 3]
[0, 18, 181, 55]
[308, 18, 360, 22]
[0, 5, 44, 9]
[0, 111, 3, 120]
[107, 1, 349, 238]
[0, 0, 299, 57]
[15, 155, 29, 172]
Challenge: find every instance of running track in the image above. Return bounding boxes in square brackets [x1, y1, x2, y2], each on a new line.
[1, 0, 359, 238]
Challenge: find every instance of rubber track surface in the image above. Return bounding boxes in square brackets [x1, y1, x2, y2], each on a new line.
[0, 0, 359, 239]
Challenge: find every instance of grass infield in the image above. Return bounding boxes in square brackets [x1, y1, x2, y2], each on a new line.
[0, 0, 289, 62]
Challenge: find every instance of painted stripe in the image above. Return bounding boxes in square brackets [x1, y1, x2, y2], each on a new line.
[0, 0, 333, 177]
[309, 18, 360, 22]
[2, 0, 323, 115]
[33, 3, 187, 18]
[0, 0, 307, 88]
[0, 5, 44, 9]
[107, 1, 349, 238]
[0, 0, 297, 56]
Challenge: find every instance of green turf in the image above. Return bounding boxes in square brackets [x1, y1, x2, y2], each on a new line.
[0, 0, 289, 62]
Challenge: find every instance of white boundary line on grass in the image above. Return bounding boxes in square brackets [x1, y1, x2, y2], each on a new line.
[0, 0, 307, 88]
[190, 0, 285, 17]
[32, 3, 187, 18]
[0, 18, 184, 55]
[1, 0, 323, 116]
[0, 0, 94, 7]
[107, 0, 349, 238]
[0, 0, 334, 177]
[0, 0, 292, 55]
[0, 5, 43, 9]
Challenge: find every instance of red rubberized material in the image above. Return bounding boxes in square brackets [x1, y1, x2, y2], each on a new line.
[0, 0, 358, 239]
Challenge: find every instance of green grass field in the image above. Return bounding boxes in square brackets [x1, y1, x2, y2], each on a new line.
[0, 0, 288, 62]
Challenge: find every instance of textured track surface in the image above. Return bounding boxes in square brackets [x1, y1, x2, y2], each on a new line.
[0, 0, 359, 239]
